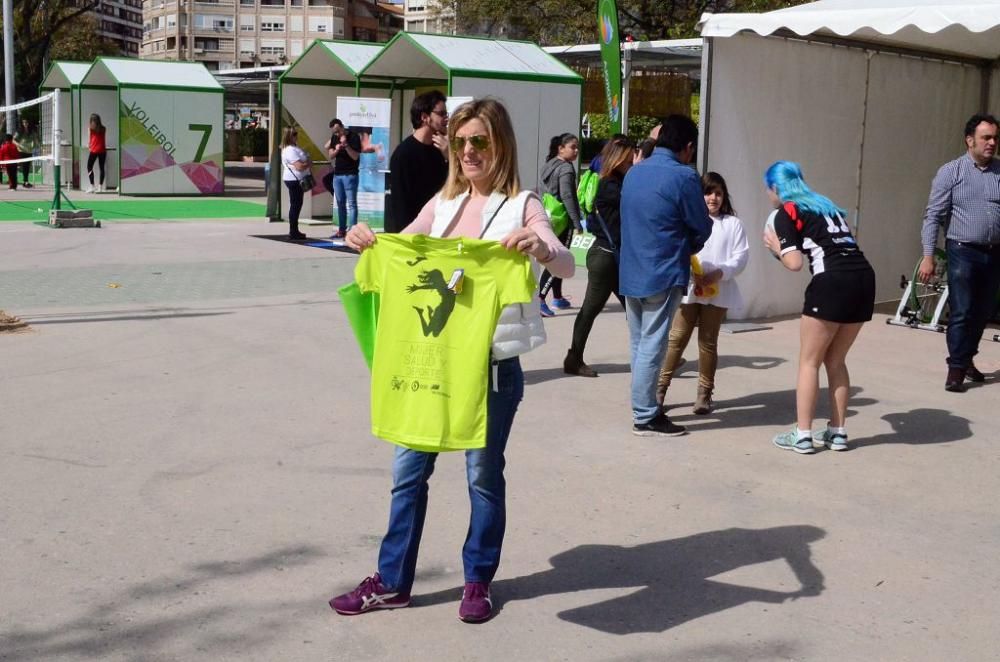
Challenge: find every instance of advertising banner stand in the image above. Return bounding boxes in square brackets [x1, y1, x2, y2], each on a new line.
[79, 58, 225, 195]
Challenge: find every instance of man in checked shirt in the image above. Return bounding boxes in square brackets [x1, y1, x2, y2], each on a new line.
[919, 113, 1000, 392]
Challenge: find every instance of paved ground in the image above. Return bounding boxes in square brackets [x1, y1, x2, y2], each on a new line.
[1, 219, 999, 662]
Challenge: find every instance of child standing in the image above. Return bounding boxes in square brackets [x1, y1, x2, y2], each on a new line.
[657, 172, 749, 414]
[0, 135, 20, 190]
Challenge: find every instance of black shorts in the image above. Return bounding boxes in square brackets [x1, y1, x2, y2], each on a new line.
[802, 268, 875, 323]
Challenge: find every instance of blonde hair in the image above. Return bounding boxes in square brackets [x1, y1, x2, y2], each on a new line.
[599, 139, 635, 179]
[280, 127, 298, 149]
[440, 98, 520, 200]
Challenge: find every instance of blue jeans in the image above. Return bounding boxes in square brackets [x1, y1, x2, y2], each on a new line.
[377, 357, 524, 592]
[333, 173, 359, 232]
[626, 287, 685, 424]
[946, 239, 1000, 369]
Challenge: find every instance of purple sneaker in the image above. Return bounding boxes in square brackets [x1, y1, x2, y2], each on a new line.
[458, 581, 493, 623]
[329, 573, 411, 615]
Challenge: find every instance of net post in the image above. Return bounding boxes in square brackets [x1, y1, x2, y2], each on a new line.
[52, 89, 61, 211]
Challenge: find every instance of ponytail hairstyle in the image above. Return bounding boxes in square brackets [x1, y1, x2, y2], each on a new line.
[763, 160, 846, 218]
[701, 171, 736, 217]
[546, 132, 577, 161]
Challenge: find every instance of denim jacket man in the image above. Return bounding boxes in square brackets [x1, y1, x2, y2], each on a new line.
[620, 115, 713, 436]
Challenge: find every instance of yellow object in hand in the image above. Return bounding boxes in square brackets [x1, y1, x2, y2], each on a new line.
[690, 256, 719, 298]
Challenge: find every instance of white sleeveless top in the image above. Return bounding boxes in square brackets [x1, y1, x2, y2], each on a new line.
[429, 190, 546, 360]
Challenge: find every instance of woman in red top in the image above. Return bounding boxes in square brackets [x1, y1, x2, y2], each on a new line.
[1, 134, 20, 189]
[87, 114, 107, 193]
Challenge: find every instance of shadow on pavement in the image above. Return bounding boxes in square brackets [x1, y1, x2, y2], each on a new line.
[414, 525, 825, 635]
[524, 363, 630, 385]
[0, 545, 323, 661]
[672, 386, 877, 431]
[858, 408, 972, 447]
[23, 311, 231, 325]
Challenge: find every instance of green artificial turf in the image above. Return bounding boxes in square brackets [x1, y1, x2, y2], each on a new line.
[0, 198, 267, 222]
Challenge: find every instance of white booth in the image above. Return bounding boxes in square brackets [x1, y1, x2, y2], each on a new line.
[359, 32, 584, 192]
[80, 58, 225, 195]
[698, 0, 1000, 318]
[39, 61, 91, 188]
[278, 40, 387, 222]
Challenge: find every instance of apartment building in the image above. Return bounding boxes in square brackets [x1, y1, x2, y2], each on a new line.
[402, 0, 452, 34]
[141, 0, 402, 69]
[98, 0, 145, 56]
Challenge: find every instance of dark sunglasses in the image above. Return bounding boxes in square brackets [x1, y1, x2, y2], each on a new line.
[450, 134, 491, 152]
[430, 109, 448, 117]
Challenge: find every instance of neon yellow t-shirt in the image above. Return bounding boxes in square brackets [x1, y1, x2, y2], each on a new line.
[355, 234, 535, 452]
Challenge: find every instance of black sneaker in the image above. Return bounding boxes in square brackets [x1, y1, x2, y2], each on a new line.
[632, 414, 686, 437]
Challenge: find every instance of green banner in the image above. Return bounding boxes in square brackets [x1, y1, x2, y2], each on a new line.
[598, 0, 622, 134]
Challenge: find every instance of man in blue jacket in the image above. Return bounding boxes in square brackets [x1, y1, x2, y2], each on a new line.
[620, 115, 713, 436]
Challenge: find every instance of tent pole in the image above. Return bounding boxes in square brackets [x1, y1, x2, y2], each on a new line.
[621, 43, 631, 135]
[697, 37, 713, 173]
[852, 51, 874, 240]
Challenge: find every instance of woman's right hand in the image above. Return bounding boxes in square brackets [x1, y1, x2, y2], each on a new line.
[345, 223, 376, 252]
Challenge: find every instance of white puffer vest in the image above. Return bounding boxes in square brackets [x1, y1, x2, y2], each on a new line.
[430, 190, 546, 360]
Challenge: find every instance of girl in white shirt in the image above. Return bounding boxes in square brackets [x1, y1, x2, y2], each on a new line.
[281, 127, 310, 240]
[657, 171, 749, 414]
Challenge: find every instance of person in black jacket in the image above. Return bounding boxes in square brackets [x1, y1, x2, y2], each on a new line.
[564, 137, 634, 377]
[385, 90, 449, 233]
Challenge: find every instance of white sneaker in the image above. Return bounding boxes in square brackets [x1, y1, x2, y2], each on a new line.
[97, 184, 104, 193]
[85, 185, 94, 193]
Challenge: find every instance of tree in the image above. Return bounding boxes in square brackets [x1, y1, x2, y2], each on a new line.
[432, 0, 812, 45]
[0, 0, 102, 100]
[49, 14, 121, 63]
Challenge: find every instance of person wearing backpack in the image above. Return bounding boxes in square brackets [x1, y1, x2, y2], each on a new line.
[564, 137, 633, 377]
[538, 133, 583, 316]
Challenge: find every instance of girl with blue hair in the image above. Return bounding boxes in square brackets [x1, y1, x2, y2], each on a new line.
[762, 160, 875, 454]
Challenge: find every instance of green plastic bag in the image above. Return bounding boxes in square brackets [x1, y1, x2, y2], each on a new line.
[577, 169, 599, 216]
[338, 281, 380, 371]
[541, 192, 569, 236]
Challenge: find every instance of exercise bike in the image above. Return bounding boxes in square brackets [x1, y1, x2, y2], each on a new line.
[887, 249, 1000, 342]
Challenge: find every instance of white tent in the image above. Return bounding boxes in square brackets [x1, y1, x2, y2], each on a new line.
[699, 0, 1000, 318]
[360, 33, 583, 191]
[80, 58, 224, 195]
[39, 61, 91, 188]
[278, 40, 387, 221]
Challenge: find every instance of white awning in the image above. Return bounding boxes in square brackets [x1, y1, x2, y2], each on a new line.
[700, 0, 1000, 60]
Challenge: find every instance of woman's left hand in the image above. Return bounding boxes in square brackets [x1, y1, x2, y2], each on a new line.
[501, 227, 552, 262]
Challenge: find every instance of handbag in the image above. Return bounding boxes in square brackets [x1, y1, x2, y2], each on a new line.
[284, 154, 314, 192]
[541, 192, 569, 236]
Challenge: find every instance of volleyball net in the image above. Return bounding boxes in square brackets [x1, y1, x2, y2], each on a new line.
[0, 89, 73, 209]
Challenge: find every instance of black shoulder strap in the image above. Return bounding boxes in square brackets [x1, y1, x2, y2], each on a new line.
[478, 196, 510, 239]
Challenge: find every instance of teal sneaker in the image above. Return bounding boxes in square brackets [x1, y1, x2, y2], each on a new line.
[814, 427, 848, 451]
[773, 430, 816, 454]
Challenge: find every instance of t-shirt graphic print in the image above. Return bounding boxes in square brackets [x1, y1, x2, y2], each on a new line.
[355, 234, 535, 452]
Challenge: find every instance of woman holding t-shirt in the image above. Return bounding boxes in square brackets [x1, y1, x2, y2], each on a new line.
[336, 98, 574, 624]
[762, 160, 875, 454]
